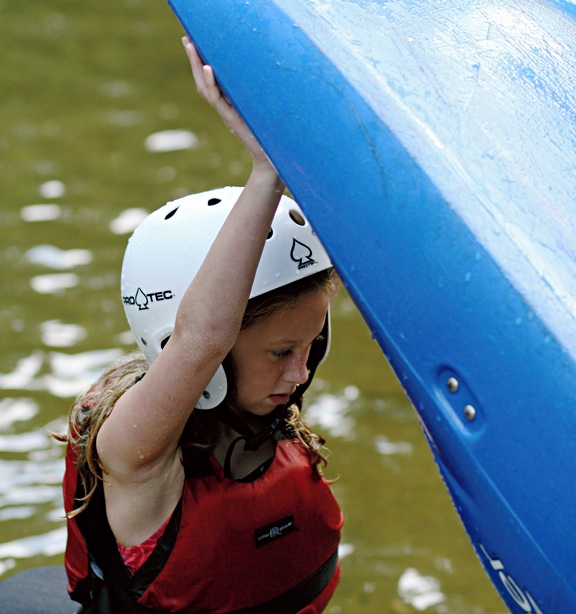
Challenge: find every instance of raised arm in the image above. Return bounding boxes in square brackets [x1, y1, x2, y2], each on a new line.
[97, 38, 284, 513]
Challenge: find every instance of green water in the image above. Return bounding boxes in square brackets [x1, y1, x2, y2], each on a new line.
[0, 1, 506, 612]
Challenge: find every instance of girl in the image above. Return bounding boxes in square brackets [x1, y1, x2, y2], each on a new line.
[61, 37, 343, 613]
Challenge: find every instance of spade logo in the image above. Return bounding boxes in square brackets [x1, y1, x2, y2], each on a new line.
[134, 288, 149, 310]
[290, 238, 316, 270]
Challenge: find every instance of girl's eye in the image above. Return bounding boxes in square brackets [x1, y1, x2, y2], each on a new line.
[272, 348, 292, 358]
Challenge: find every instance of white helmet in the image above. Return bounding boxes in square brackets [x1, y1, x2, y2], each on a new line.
[121, 186, 332, 409]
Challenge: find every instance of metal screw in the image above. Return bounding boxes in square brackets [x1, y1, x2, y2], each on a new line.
[464, 404, 477, 421]
[446, 377, 459, 393]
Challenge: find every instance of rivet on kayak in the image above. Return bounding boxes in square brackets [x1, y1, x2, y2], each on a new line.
[464, 405, 477, 421]
[446, 377, 459, 393]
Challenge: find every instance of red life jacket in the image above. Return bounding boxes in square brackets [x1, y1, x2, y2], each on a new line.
[64, 438, 343, 613]
[63, 444, 91, 603]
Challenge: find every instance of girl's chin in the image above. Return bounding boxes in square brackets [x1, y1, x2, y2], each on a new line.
[234, 402, 277, 419]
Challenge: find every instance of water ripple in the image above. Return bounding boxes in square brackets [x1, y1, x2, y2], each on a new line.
[0, 398, 39, 429]
[20, 204, 62, 222]
[398, 567, 446, 611]
[30, 272, 80, 294]
[110, 208, 149, 235]
[40, 320, 87, 348]
[306, 386, 360, 439]
[0, 527, 67, 560]
[0, 348, 123, 398]
[25, 244, 92, 270]
[145, 129, 198, 152]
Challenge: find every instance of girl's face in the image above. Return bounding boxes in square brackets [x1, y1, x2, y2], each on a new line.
[229, 289, 330, 417]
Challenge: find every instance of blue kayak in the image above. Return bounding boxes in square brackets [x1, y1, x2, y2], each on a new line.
[169, 0, 576, 612]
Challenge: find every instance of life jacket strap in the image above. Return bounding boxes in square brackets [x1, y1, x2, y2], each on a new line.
[226, 549, 339, 614]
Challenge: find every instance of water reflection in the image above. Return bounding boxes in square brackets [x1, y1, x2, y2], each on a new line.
[25, 244, 92, 269]
[0, 526, 67, 568]
[0, 398, 38, 429]
[375, 435, 413, 456]
[307, 386, 359, 439]
[0, 399, 67, 577]
[38, 180, 66, 199]
[40, 321, 87, 348]
[0, 349, 122, 398]
[20, 204, 62, 223]
[109, 208, 148, 235]
[398, 568, 445, 611]
[145, 129, 199, 153]
[30, 273, 80, 294]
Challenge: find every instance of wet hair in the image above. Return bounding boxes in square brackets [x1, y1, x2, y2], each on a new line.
[60, 268, 340, 515]
[55, 351, 148, 516]
[241, 267, 340, 330]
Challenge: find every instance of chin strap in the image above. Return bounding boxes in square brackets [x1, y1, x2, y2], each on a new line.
[217, 406, 285, 479]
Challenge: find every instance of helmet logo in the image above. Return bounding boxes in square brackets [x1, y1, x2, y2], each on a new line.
[123, 287, 174, 311]
[290, 238, 316, 270]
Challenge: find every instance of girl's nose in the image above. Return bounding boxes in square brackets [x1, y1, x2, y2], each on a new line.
[285, 354, 309, 385]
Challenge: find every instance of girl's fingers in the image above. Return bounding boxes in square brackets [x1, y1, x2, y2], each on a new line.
[202, 64, 216, 91]
[182, 37, 203, 78]
[181, 35, 269, 163]
[183, 37, 210, 96]
[183, 37, 223, 106]
[202, 65, 224, 106]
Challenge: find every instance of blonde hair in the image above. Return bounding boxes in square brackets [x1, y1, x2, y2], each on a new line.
[241, 268, 340, 329]
[57, 352, 148, 516]
[62, 268, 340, 513]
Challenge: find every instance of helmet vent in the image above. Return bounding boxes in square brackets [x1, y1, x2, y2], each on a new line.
[267, 228, 273, 240]
[161, 336, 171, 350]
[289, 209, 306, 226]
[208, 197, 221, 206]
[164, 207, 179, 220]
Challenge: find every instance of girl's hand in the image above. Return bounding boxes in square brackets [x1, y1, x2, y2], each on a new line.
[182, 36, 272, 170]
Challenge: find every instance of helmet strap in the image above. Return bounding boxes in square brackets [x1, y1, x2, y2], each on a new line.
[218, 406, 284, 480]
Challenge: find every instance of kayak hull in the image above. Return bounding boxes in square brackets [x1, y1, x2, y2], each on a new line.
[169, 1, 576, 611]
